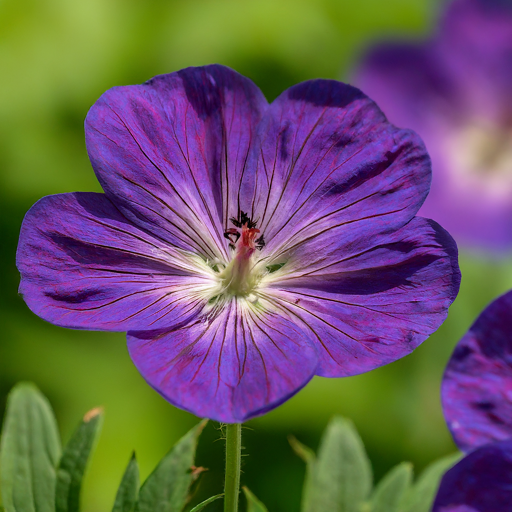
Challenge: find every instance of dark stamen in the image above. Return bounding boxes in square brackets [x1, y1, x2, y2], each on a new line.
[255, 234, 265, 250]
[224, 228, 240, 244]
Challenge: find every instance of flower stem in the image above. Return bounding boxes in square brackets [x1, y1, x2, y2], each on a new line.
[224, 423, 242, 512]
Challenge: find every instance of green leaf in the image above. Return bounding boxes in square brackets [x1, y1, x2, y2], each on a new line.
[0, 382, 61, 512]
[243, 487, 268, 512]
[400, 453, 462, 512]
[295, 416, 372, 512]
[135, 420, 207, 512]
[55, 407, 103, 512]
[370, 462, 412, 512]
[112, 453, 139, 512]
[188, 494, 223, 512]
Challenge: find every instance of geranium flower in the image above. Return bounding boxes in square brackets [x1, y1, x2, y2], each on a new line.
[355, 0, 512, 252]
[433, 440, 512, 512]
[442, 290, 512, 451]
[433, 290, 512, 510]
[16, 65, 460, 423]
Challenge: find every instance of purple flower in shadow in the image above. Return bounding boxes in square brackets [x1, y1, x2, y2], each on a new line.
[355, 0, 512, 252]
[16, 65, 460, 423]
[434, 290, 512, 510]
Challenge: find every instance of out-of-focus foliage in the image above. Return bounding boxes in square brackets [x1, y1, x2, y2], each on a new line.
[1, 0, 512, 511]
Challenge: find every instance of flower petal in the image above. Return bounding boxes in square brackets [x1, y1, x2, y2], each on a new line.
[127, 297, 318, 423]
[16, 193, 214, 331]
[442, 290, 512, 453]
[354, 42, 457, 130]
[264, 217, 459, 377]
[85, 65, 268, 261]
[432, 440, 512, 512]
[438, 0, 512, 118]
[240, 79, 431, 262]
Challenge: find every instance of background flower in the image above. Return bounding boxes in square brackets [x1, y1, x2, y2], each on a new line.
[433, 290, 512, 511]
[432, 440, 512, 512]
[355, 0, 512, 252]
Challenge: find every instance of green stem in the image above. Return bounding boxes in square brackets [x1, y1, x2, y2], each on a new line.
[224, 423, 242, 512]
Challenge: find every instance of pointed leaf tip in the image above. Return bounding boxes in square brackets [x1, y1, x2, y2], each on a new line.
[55, 407, 103, 512]
[0, 382, 61, 512]
[400, 453, 462, 512]
[371, 462, 412, 512]
[135, 420, 207, 512]
[83, 406, 103, 422]
[112, 454, 139, 512]
[300, 416, 372, 512]
[243, 487, 269, 512]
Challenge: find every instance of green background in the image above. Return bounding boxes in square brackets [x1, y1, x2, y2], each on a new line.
[1, 0, 511, 510]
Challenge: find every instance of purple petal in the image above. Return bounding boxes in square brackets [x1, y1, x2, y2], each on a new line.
[16, 193, 214, 331]
[240, 79, 431, 261]
[432, 440, 512, 512]
[442, 290, 512, 452]
[438, 0, 512, 118]
[85, 65, 268, 261]
[127, 297, 318, 423]
[354, 43, 457, 130]
[265, 217, 459, 377]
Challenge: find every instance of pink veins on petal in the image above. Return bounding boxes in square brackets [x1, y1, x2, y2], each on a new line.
[16, 65, 460, 423]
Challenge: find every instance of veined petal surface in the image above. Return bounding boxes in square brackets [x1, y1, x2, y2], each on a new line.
[242, 80, 431, 259]
[86, 65, 268, 261]
[264, 217, 459, 376]
[432, 440, 512, 512]
[17, 193, 215, 331]
[127, 298, 318, 423]
[442, 291, 512, 452]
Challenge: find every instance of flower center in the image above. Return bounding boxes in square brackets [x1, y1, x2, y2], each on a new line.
[219, 213, 265, 297]
[447, 120, 512, 199]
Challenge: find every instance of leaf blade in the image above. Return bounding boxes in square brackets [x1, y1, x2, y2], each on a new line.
[55, 407, 103, 512]
[400, 453, 462, 512]
[112, 453, 139, 512]
[370, 462, 412, 512]
[0, 382, 61, 512]
[243, 487, 269, 512]
[135, 420, 207, 512]
[299, 416, 372, 512]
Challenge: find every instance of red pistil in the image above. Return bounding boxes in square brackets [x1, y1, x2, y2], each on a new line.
[237, 224, 260, 260]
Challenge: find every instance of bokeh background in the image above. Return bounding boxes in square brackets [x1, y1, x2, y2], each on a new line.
[1, 0, 512, 510]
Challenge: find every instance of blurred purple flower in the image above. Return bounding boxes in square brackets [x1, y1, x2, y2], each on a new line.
[355, 0, 512, 252]
[435, 291, 512, 510]
[442, 290, 512, 452]
[433, 440, 512, 512]
[16, 65, 460, 423]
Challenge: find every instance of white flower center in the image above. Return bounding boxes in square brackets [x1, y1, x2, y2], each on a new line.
[447, 120, 512, 200]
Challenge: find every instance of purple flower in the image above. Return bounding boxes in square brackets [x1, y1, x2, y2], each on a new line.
[16, 65, 460, 423]
[432, 440, 512, 512]
[442, 290, 512, 452]
[434, 291, 512, 511]
[355, 0, 512, 252]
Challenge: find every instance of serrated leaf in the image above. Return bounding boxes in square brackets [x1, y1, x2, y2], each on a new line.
[112, 453, 139, 512]
[188, 494, 223, 512]
[400, 453, 462, 512]
[298, 416, 372, 512]
[55, 407, 103, 512]
[243, 487, 268, 512]
[135, 420, 207, 512]
[370, 462, 412, 512]
[0, 382, 61, 512]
